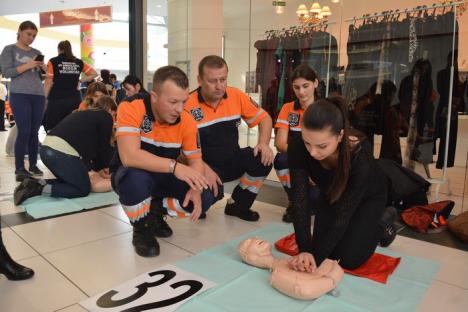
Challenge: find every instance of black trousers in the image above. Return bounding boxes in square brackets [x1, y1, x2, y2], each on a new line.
[43, 96, 81, 132]
[209, 147, 272, 210]
[0, 99, 5, 130]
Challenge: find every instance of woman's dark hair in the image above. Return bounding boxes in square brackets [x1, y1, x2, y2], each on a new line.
[122, 75, 148, 94]
[100, 69, 111, 83]
[291, 64, 320, 101]
[303, 96, 351, 204]
[17, 21, 38, 40]
[58, 40, 75, 61]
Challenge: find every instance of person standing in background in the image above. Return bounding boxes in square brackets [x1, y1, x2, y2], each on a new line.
[100, 69, 116, 100]
[43, 40, 97, 132]
[0, 78, 7, 131]
[0, 21, 46, 181]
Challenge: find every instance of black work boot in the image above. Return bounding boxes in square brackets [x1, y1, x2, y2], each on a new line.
[150, 200, 173, 238]
[224, 200, 259, 222]
[0, 232, 35, 280]
[379, 206, 398, 247]
[132, 219, 160, 257]
[14, 177, 44, 205]
[282, 202, 293, 223]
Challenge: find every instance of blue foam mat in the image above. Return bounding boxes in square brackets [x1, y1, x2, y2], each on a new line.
[17, 191, 119, 219]
[176, 223, 439, 312]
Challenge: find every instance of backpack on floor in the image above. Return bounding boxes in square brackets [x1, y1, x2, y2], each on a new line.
[376, 158, 430, 210]
[447, 211, 468, 243]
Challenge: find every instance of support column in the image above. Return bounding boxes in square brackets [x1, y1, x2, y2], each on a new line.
[168, 0, 223, 88]
[129, 0, 147, 85]
[80, 24, 95, 66]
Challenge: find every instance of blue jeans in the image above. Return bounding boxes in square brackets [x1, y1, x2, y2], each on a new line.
[40, 145, 91, 198]
[9, 93, 45, 171]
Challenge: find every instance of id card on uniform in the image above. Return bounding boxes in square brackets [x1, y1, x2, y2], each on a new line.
[80, 264, 216, 312]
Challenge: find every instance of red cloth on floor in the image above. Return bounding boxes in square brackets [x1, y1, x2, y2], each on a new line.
[275, 233, 401, 284]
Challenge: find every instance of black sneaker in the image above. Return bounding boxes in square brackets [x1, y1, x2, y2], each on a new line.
[15, 168, 32, 182]
[282, 202, 293, 223]
[224, 201, 259, 222]
[29, 166, 44, 176]
[153, 214, 173, 238]
[14, 177, 44, 205]
[379, 206, 398, 247]
[132, 221, 160, 257]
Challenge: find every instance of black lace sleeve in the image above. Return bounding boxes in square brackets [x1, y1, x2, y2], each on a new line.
[290, 167, 314, 252]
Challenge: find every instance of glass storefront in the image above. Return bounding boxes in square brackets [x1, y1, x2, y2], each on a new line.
[209, 0, 467, 212]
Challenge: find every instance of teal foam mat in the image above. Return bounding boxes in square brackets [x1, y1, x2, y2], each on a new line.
[17, 191, 119, 219]
[176, 223, 439, 312]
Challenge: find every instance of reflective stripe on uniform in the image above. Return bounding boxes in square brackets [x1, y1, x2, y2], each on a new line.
[275, 168, 291, 188]
[163, 197, 190, 218]
[121, 197, 151, 222]
[197, 115, 241, 129]
[239, 173, 266, 194]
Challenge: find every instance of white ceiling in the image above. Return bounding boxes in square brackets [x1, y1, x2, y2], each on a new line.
[0, 0, 167, 17]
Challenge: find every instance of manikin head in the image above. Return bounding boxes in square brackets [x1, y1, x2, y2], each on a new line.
[238, 237, 275, 269]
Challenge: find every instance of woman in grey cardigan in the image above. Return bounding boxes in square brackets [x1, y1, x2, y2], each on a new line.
[0, 21, 46, 181]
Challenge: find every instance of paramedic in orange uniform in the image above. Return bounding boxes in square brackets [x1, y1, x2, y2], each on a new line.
[185, 55, 273, 222]
[274, 64, 320, 222]
[112, 66, 217, 257]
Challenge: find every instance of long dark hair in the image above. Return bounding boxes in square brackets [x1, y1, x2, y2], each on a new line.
[58, 40, 75, 61]
[303, 96, 351, 204]
[122, 75, 148, 94]
[291, 64, 320, 101]
[17, 21, 38, 40]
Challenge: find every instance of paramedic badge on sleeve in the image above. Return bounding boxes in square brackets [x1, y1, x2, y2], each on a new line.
[288, 113, 300, 127]
[190, 108, 204, 121]
[141, 115, 153, 133]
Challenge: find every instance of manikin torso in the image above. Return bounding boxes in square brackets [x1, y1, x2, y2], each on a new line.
[238, 237, 344, 300]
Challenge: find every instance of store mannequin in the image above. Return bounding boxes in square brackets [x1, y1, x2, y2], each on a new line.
[238, 237, 343, 300]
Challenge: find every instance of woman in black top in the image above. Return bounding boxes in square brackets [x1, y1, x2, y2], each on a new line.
[44, 40, 97, 132]
[287, 97, 397, 271]
[14, 96, 116, 204]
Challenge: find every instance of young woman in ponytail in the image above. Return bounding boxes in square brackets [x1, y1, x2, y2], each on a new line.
[43, 40, 97, 131]
[274, 64, 320, 223]
[287, 96, 397, 271]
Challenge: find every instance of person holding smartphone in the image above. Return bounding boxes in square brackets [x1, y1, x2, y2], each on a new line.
[0, 21, 47, 181]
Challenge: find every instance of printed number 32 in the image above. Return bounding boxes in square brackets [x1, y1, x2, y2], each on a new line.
[96, 269, 203, 311]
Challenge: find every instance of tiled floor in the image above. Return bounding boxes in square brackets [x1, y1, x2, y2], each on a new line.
[0, 128, 467, 311]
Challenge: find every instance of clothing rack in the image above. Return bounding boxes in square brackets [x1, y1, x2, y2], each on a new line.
[346, 1, 464, 201]
[345, 1, 465, 22]
[264, 21, 336, 39]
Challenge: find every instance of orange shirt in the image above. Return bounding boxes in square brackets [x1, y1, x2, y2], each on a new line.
[275, 101, 304, 143]
[116, 94, 201, 160]
[185, 86, 267, 164]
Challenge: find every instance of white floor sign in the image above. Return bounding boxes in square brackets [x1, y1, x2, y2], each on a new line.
[80, 265, 216, 311]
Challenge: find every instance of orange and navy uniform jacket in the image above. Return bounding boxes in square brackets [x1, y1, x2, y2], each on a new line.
[184, 86, 268, 166]
[275, 100, 304, 143]
[112, 93, 201, 171]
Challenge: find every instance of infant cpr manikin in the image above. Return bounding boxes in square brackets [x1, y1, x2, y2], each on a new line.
[238, 237, 343, 300]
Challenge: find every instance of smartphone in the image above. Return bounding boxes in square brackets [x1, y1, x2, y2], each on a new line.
[34, 54, 44, 62]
